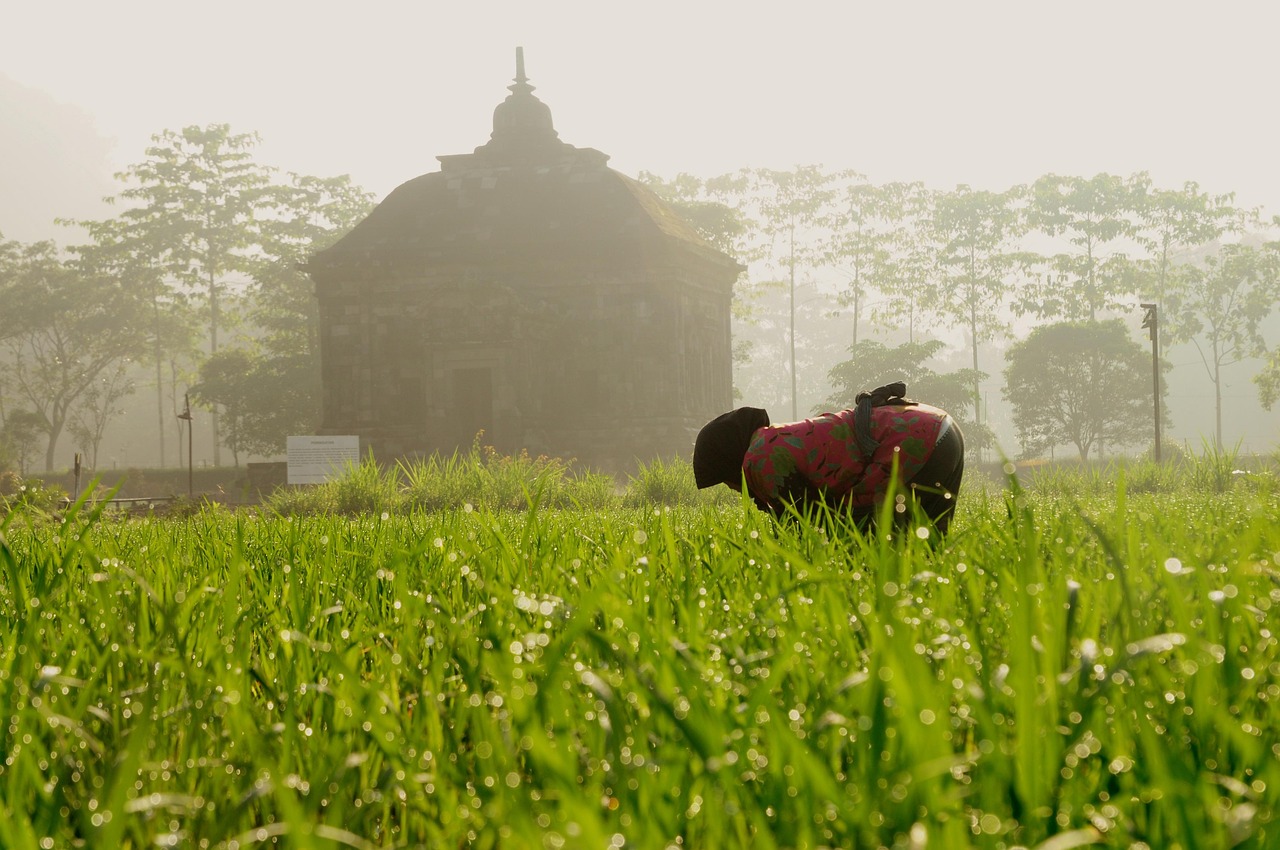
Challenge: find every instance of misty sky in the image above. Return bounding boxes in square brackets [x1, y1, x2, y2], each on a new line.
[5, 1, 1279, 221]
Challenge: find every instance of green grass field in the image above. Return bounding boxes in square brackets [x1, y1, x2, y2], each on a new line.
[1, 456, 1278, 849]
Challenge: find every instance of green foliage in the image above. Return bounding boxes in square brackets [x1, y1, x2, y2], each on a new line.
[399, 444, 579, 513]
[0, 410, 45, 476]
[825, 338, 976, 412]
[1019, 445, 1275, 497]
[0, 238, 147, 472]
[262, 449, 747, 516]
[244, 173, 375, 451]
[0, 477, 67, 515]
[622, 456, 730, 508]
[1, 470, 1278, 847]
[1165, 240, 1280, 445]
[190, 346, 313, 462]
[265, 443, 624, 516]
[1132, 179, 1238, 304]
[824, 338, 993, 455]
[1182, 439, 1256, 494]
[1021, 172, 1150, 321]
[1004, 319, 1157, 460]
[87, 124, 375, 466]
[1257, 348, 1280, 411]
[921, 184, 1028, 439]
[635, 171, 749, 258]
[821, 178, 925, 343]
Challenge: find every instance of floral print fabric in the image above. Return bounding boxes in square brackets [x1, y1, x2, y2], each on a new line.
[742, 403, 949, 512]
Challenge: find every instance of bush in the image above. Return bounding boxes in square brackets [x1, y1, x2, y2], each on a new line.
[0, 478, 69, 516]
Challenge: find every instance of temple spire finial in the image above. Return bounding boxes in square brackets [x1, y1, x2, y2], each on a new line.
[515, 46, 527, 85]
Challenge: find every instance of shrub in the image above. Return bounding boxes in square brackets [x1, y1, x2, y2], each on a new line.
[0, 478, 68, 516]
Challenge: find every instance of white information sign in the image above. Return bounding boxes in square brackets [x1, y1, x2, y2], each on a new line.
[287, 435, 360, 485]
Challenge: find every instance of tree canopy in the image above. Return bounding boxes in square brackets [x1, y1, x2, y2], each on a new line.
[1004, 320, 1159, 460]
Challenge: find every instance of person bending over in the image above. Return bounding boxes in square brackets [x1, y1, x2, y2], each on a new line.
[692, 382, 965, 535]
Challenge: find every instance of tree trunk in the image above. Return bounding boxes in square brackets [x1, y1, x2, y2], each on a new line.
[852, 288, 860, 349]
[969, 301, 981, 463]
[209, 269, 222, 467]
[153, 294, 166, 468]
[43, 411, 65, 473]
[1214, 356, 1223, 449]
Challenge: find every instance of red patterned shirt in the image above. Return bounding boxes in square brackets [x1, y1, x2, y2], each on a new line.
[742, 403, 950, 512]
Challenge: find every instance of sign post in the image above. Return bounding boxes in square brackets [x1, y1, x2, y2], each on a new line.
[287, 436, 361, 485]
[177, 393, 194, 497]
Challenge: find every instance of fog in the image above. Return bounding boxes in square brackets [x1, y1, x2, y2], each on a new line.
[3, 1, 1279, 467]
[6, 2, 1280, 220]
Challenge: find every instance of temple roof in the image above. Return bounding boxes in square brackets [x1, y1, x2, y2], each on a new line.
[309, 50, 739, 274]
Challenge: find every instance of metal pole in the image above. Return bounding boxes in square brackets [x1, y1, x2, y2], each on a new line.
[1141, 303, 1161, 462]
[178, 393, 194, 497]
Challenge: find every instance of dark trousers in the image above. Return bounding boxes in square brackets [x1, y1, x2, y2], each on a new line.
[907, 416, 965, 535]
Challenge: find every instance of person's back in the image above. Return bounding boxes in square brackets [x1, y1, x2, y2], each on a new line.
[743, 403, 951, 513]
[693, 384, 965, 535]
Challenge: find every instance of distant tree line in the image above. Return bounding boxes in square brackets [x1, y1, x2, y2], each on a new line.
[0, 124, 373, 473]
[641, 169, 1280, 460]
[4, 139, 1280, 472]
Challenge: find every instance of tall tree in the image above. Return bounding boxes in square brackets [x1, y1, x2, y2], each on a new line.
[0, 231, 20, 340]
[736, 166, 838, 420]
[203, 173, 376, 456]
[0, 409, 45, 476]
[1164, 240, 1280, 447]
[1004, 320, 1161, 460]
[1021, 173, 1149, 321]
[821, 178, 921, 347]
[190, 348, 257, 467]
[0, 240, 148, 471]
[921, 184, 1027, 449]
[67, 359, 134, 469]
[639, 170, 759, 397]
[636, 171, 750, 257]
[859, 182, 935, 344]
[63, 214, 195, 468]
[1133, 179, 1237, 305]
[106, 124, 277, 465]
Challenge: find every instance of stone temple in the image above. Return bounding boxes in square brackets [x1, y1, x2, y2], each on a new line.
[306, 50, 741, 471]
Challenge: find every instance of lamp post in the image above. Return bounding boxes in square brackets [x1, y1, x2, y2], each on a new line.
[177, 393, 194, 497]
[1141, 303, 1161, 462]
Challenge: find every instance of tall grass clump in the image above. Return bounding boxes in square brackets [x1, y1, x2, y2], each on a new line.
[622, 456, 732, 508]
[1020, 440, 1276, 498]
[264, 447, 741, 518]
[399, 443, 567, 511]
[2, 464, 1277, 847]
[265, 442, 622, 516]
[0, 476, 68, 517]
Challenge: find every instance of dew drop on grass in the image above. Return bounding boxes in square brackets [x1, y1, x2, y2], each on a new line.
[633, 530, 648, 545]
[1164, 558, 1186, 575]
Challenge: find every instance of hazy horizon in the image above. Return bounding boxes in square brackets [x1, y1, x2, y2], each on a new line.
[3, 1, 1279, 463]
[5, 1, 1279, 234]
